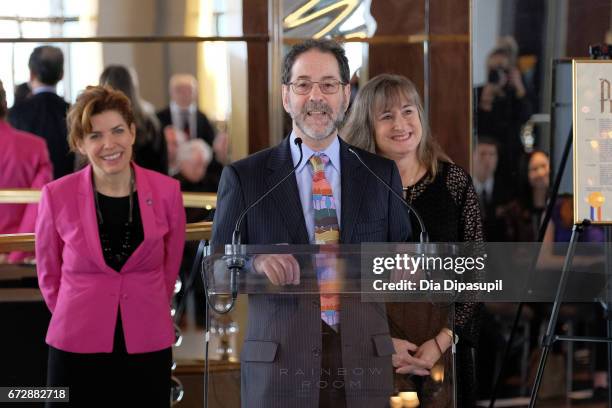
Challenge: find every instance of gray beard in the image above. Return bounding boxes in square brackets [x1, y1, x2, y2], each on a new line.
[288, 97, 346, 140]
[294, 118, 334, 140]
[292, 111, 345, 141]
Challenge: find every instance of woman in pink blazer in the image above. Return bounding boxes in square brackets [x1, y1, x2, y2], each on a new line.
[35, 85, 185, 407]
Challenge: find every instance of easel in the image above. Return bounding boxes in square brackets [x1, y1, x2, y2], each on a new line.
[527, 220, 612, 407]
[528, 52, 612, 407]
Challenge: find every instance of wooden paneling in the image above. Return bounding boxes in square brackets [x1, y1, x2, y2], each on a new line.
[368, 45, 425, 97]
[176, 361, 240, 408]
[243, 0, 270, 154]
[430, 0, 470, 170]
[430, 0, 469, 35]
[429, 42, 470, 170]
[566, 0, 611, 57]
[369, 0, 426, 100]
[370, 0, 425, 35]
[369, 0, 470, 169]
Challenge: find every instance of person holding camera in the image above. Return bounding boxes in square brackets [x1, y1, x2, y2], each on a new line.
[476, 45, 533, 191]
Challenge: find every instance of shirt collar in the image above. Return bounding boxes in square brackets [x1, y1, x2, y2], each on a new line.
[170, 101, 196, 114]
[32, 85, 57, 95]
[289, 131, 341, 173]
[474, 176, 494, 195]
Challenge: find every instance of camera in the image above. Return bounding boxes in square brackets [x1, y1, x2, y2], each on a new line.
[589, 44, 612, 59]
[488, 68, 508, 85]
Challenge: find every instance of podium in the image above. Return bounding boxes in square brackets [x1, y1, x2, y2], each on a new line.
[201, 243, 459, 408]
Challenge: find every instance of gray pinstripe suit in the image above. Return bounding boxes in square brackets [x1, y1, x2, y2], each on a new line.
[211, 136, 412, 407]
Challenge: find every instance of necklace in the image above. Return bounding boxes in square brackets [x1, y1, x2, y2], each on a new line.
[402, 185, 417, 204]
[94, 168, 135, 225]
[93, 168, 136, 269]
[402, 164, 424, 204]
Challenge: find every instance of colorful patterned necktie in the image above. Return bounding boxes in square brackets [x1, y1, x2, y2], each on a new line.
[310, 153, 341, 330]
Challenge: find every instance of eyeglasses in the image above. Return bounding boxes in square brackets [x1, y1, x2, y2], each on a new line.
[287, 79, 346, 95]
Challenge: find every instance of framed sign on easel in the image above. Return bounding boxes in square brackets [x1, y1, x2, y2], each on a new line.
[573, 59, 612, 224]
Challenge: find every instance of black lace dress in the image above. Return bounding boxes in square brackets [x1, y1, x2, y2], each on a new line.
[387, 161, 484, 407]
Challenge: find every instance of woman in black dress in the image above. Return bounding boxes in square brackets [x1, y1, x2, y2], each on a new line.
[343, 74, 483, 407]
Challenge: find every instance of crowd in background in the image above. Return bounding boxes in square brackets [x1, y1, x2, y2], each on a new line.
[1, 45, 227, 239]
[1, 40, 540, 242]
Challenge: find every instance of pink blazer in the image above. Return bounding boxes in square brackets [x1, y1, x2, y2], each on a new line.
[0, 120, 52, 261]
[35, 164, 186, 354]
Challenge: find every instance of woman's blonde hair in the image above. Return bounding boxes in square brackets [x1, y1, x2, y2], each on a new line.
[342, 74, 449, 179]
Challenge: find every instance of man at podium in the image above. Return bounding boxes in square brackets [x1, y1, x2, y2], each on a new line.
[212, 39, 412, 407]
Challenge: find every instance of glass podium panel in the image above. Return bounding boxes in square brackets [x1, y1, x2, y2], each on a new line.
[201, 243, 459, 408]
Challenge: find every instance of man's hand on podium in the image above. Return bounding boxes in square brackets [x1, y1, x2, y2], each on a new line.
[253, 254, 301, 286]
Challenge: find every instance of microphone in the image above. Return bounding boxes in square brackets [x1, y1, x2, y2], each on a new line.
[347, 146, 429, 243]
[223, 137, 304, 303]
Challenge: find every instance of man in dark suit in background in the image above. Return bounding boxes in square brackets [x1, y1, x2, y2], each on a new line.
[9, 46, 72, 179]
[157, 74, 223, 188]
[212, 39, 411, 408]
[473, 136, 512, 241]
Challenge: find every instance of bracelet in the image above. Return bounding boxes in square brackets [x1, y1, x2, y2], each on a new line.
[441, 328, 459, 344]
[433, 337, 444, 355]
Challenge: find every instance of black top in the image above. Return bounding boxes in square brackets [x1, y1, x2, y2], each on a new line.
[96, 192, 144, 272]
[387, 161, 484, 407]
[133, 114, 168, 175]
[397, 161, 484, 342]
[408, 161, 482, 338]
[405, 161, 483, 244]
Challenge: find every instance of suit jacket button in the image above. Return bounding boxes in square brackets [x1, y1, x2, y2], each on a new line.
[122, 294, 128, 300]
[312, 347, 321, 357]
